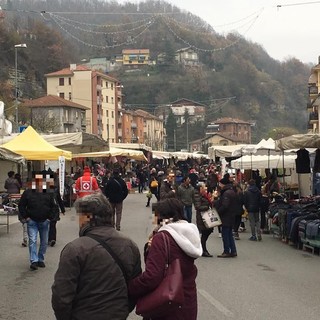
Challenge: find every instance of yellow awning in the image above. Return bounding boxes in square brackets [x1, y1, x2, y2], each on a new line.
[0, 126, 72, 160]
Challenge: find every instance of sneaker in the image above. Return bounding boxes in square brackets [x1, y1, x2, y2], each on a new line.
[233, 232, 240, 240]
[49, 240, 56, 247]
[257, 235, 262, 241]
[116, 226, 121, 231]
[230, 252, 238, 257]
[217, 253, 232, 258]
[22, 240, 27, 247]
[37, 261, 46, 268]
[30, 262, 38, 271]
[249, 235, 257, 241]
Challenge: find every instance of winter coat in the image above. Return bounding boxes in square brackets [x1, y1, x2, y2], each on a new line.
[244, 185, 262, 212]
[18, 189, 56, 222]
[75, 172, 100, 198]
[4, 177, 20, 194]
[52, 226, 142, 320]
[159, 180, 176, 200]
[194, 189, 213, 232]
[104, 176, 128, 203]
[235, 191, 245, 216]
[52, 190, 66, 222]
[177, 184, 195, 207]
[128, 222, 202, 320]
[215, 184, 237, 227]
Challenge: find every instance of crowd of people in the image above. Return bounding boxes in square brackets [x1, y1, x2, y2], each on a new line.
[3, 159, 283, 319]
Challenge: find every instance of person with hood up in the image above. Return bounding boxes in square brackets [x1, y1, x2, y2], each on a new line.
[128, 198, 202, 320]
[243, 179, 262, 241]
[75, 166, 100, 199]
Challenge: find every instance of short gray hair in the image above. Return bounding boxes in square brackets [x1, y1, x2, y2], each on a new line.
[75, 193, 113, 225]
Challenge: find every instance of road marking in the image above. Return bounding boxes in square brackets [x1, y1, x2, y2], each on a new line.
[198, 289, 234, 318]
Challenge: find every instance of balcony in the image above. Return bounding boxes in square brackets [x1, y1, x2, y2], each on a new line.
[118, 129, 122, 137]
[97, 97, 102, 106]
[97, 84, 102, 91]
[307, 102, 313, 110]
[309, 112, 319, 122]
[309, 85, 318, 96]
[131, 122, 137, 129]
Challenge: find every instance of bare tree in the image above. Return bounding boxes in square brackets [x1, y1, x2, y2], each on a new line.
[31, 109, 60, 133]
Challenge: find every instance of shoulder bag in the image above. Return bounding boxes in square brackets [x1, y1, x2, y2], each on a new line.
[135, 232, 185, 318]
[201, 207, 222, 228]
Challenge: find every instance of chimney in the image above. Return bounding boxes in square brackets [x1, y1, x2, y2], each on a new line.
[70, 64, 77, 71]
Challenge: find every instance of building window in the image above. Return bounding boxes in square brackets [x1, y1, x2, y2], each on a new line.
[59, 78, 64, 86]
[111, 83, 114, 90]
[69, 92, 72, 100]
[106, 81, 108, 88]
[106, 110, 109, 117]
[59, 92, 65, 99]
[111, 111, 114, 118]
[106, 96, 108, 103]
[111, 97, 114, 104]
[68, 77, 71, 85]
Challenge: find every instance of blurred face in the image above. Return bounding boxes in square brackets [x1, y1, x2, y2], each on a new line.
[200, 185, 207, 194]
[167, 174, 175, 184]
[184, 177, 190, 186]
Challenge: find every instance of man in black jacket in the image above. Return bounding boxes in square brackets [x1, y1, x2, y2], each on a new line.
[52, 193, 141, 320]
[103, 168, 128, 231]
[244, 179, 262, 241]
[18, 172, 56, 270]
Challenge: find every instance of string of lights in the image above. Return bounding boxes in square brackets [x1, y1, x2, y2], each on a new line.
[50, 12, 154, 28]
[50, 13, 155, 36]
[161, 14, 260, 52]
[51, 14, 155, 49]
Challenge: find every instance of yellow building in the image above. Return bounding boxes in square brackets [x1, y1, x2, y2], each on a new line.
[122, 49, 150, 66]
[45, 64, 122, 143]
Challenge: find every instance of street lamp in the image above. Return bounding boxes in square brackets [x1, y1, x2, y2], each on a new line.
[14, 43, 27, 132]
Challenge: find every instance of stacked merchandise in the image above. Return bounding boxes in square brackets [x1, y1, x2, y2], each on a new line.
[269, 196, 320, 252]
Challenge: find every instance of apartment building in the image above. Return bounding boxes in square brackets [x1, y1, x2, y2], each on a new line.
[135, 109, 165, 151]
[307, 59, 320, 133]
[45, 64, 122, 142]
[22, 95, 88, 133]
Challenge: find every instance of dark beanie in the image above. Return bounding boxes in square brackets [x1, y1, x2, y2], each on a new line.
[219, 177, 231, 185]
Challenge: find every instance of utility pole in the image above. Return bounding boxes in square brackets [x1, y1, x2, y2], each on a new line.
[174, 129, 176, 151]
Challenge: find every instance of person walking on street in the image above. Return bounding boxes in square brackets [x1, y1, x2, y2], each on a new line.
[146, 171, 159, 207]
[74, 166, 100, 199]
[159, 172, 176, 200]
[177, 176, 195, 223]
[128, 198, 202, 320]
[18, 173, 56, 270]
[4, 170, 21, 194]
[233, 183, 244, 240]
[194, 183, 214, 257]
[215, 176, 238, 258]
[103, 168, 128, 231]
[48, 175, 65, 247]
[52, 193, 142, 320]
[244, 179, 262, 241]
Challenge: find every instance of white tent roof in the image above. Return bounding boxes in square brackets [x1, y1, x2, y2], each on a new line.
[231, 154, 296, 170]
[208, 145, 247, 159]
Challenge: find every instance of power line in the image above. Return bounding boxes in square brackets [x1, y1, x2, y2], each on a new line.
[277, 1, 320, 8]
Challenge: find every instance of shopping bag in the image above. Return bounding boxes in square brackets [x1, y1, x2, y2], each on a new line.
[201, 208, 222, 228]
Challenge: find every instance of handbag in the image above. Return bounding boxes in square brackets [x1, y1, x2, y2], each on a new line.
[135, 232, 185, 318]
[201, 207, 222, 228]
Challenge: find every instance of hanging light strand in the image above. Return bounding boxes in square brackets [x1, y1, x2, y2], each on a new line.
[50, 13, 155, 35]
[51, 14, 155, 49]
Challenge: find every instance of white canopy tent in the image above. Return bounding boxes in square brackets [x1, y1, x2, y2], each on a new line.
[208, 145, 247, 159]
[231, 154, 297, 170]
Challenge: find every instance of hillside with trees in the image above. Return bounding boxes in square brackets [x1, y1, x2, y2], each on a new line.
[0, 0, 311, 144]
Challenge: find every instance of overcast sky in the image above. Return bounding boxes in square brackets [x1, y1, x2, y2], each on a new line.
[118, 0, 320, 64]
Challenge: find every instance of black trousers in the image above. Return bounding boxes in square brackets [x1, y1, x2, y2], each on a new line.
[48, 221, 57, 241]
[201, 228, 213, 253]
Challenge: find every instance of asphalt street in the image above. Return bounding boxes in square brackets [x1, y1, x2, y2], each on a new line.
[0, 192, 320, 320]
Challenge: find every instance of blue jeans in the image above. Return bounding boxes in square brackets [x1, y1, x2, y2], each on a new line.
[27, 219, 50, 263]
[221, 225, 237, 254]
[183, 205, 193, 223]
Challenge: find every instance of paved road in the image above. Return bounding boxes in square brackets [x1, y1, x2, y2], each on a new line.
[0, 192, 319, 320]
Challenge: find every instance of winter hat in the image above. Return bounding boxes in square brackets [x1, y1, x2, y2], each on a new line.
[219, 176, 231, 185]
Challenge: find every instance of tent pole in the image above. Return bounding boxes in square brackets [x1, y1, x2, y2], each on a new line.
[282, 150, 285, 193]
